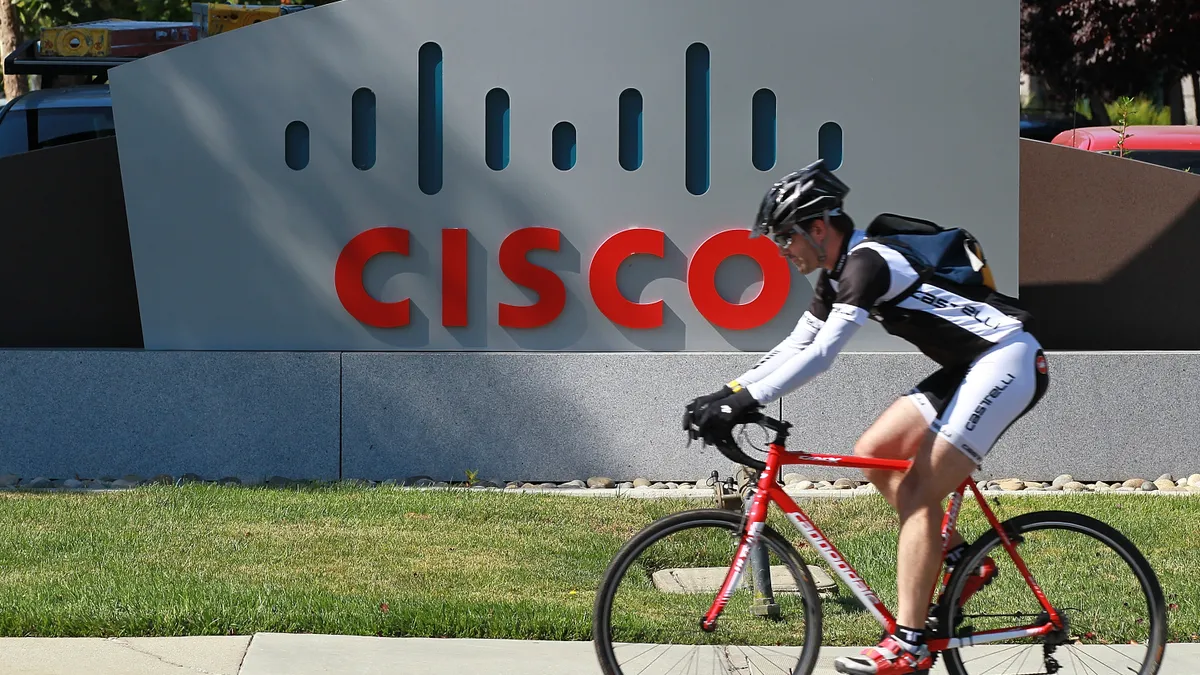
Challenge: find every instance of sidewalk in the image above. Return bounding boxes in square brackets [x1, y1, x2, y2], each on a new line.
[1, 634, 1196, 674]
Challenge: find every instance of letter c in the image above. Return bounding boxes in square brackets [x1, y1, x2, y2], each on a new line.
[335, 227, 411, 328]
[589, 228, 666, 329]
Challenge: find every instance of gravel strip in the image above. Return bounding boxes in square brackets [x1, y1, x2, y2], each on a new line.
[0, 472, 1197, 496]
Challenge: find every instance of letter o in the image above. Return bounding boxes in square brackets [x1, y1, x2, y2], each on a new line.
[687, 229, 790, 330]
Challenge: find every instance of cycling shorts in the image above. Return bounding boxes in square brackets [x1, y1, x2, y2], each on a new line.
[904, 332, 1049, 467]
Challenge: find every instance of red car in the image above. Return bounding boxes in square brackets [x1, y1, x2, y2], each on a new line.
[1050, 125, 1200, 172]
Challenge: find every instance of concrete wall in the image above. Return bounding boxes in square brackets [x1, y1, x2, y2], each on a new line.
[0, 351, 340, 481]
[2, 350, 1195, 483]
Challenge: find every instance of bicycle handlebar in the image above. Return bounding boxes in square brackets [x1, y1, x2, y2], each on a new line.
[709, 412, 792, 472]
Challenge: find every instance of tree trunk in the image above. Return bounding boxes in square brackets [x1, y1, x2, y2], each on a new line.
[1088, 95, 1111, 126]
[0, 0, 27, 100]
[1192, 73, 1200, 125]
[1166, 73, 1186, 126]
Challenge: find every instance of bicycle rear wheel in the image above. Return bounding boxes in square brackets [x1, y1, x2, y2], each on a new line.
[938, 510, 1167, 675]
[592, 508, 823, 675]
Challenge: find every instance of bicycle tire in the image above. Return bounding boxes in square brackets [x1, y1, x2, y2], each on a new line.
[938, 510, 1167, 675]
[592, 508, 824, 675]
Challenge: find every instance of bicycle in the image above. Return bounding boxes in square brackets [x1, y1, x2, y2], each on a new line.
[592, 412, 1167, 675]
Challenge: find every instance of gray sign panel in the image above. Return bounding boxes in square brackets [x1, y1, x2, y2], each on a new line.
[109, 0, 1017, 350]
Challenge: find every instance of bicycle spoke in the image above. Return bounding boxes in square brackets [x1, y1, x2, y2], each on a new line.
[1066, 647, 1102, 675]
[1068, 644, 1136, 675]
[959, 643, 1026, 666]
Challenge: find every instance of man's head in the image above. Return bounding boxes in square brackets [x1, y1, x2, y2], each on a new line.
[751, 159, 852, 272]
[777, 215, 854, 273]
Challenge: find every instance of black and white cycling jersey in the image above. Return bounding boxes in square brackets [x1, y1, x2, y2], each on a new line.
[735, 228, 1036, 406]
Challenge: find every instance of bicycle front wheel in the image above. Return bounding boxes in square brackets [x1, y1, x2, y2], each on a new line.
[939, 510, 1168, 675]
[592, 508, 823, 675]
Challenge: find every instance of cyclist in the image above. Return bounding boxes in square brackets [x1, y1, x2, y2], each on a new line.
[683, 159, 1049, 675]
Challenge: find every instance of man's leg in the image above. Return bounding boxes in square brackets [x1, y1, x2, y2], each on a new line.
[893, 435, 978, 628]
[854, 389, 969, 552]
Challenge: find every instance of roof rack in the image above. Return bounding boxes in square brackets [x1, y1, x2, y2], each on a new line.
[3, 39, 137, 82]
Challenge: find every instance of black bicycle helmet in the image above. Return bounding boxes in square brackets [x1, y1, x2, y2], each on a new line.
[751, 159, 850, 240]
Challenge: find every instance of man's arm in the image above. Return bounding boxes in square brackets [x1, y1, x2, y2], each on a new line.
[744, 305, 865, 404]
[730, 274, 832, 389]
[742, 249, 892, 405]
[731, 310, 824, 389]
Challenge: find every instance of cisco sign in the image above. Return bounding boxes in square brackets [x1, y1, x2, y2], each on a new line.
[336, 226, 790, 331]
[109, 0, 1017, 351]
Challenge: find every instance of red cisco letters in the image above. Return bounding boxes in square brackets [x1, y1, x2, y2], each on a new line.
[335, 226, 791, 330]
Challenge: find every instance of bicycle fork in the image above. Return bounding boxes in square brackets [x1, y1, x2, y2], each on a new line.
[700, 467, 775, 632]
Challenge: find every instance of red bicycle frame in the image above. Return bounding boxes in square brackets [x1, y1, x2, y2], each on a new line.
[700, 438, 1065, 652]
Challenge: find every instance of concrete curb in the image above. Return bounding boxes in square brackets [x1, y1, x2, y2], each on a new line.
[5, 634, 1196, 674]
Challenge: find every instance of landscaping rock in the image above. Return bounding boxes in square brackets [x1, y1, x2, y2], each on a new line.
[618, 482, 634, 489]
[998, 480, 1025, 491]
[1052, 474, 1073, 488]
[833, 479, 855, 489]
[1122, 478, 1145, 489]
[122, 474, 145, 485]
[783, 473, 812, 485]
[666, 482, 680, 489]
[505, 482, 520, 489]
[1188, 474, 1200, 488]
[678, 484, 693, 490]
[1141, 482, 1158, 492]
[150, 474, 174, 486]
[648, 483, 667, 490]
[815, 481, 833, 489]
[632, 478, 652, 488]
[1024, 482, 1046, 489]
[537, 482, 556, 489]
[110, 479, 137, 489]
[521, 483, 538, 489]
[27, 477, 52, 489]
[401, 476, 434, 486]
[0, 474, 19, 488]
[561, 480, 587, 489]
[1154, 479, 1177, 491]
[178, 473, 204, 485]
[218, 477, 242, 486]
[794, 481, 814, 491]
[63, 479, 84, 489]
[587, 477, 616, 489]
[1063, 481, 1087, 492]
[433, 481, 450, 488]
[1157, 474, 1174, 483]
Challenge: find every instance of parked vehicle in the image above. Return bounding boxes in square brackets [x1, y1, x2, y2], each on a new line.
[0, 85, 114, 159]
[1050, 125, 1200, 172]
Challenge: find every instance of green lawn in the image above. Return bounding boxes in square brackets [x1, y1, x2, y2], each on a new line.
[0, 485, 1195, 645]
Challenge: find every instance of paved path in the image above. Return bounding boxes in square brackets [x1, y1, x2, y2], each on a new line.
[1, 634, 1196, 674]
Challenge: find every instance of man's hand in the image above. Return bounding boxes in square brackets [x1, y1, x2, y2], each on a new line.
[683, 384, 734, 441]
[696, 388, 762, 447]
